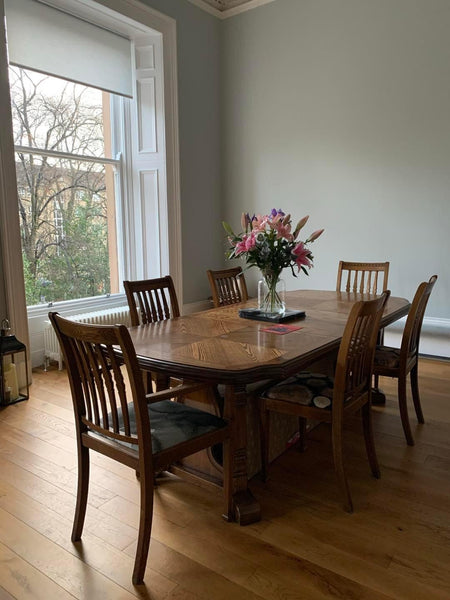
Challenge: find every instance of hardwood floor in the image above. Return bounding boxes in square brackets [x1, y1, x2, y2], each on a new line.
[0, 358, 449, 599]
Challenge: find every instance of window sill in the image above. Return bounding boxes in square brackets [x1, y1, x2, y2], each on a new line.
[27, 293, 128, 320]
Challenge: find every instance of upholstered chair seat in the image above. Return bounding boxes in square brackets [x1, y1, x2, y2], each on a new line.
[374, 347, 401, 370]
[264, 372, 334, 410]
[105, 399, 229, 453]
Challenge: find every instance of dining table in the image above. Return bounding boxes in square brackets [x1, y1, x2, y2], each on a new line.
[128, 289, 410, 525]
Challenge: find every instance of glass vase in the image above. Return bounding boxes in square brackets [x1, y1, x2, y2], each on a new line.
[258, 269, 286, 316]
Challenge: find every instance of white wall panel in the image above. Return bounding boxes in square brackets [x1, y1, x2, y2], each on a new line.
[136, 45, 155, 69]
[140, 169, 161, 277]
[137, 78, 157, 153]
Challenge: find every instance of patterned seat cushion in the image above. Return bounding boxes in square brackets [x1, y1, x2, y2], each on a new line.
[374, 346, 401, 369]
[264, 372, 334, 410]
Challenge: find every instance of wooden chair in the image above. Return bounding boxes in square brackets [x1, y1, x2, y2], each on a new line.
[123, 276, 180, 391]
[207, 267, 248, 308]
[336, 261, 390, 295]
[373, 275, 438, 446]
[124, 276, 180, 326]
[337, 260, 390, 395]
[259, 291, 390, 512]
[49, 312, 232, 585]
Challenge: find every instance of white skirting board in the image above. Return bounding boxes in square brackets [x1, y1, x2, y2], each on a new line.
[384, 317, 450, 359]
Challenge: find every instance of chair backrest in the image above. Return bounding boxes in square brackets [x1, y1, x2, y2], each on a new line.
[49, 312, 152, 461]
[207, 267, 249, 308]
[336, 261, 389, 295]
[401, 275, 438, 358]
[124, 276, 180, 326]
[333, 290, 390, 408]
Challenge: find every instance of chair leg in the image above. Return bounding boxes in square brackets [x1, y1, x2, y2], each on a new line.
[373, 373, 379, 389]
[373, 329, 383, 395]
[72, 443, 90, 542]
[132, 467, 154, 585]
[398, 376, 414, 446]
[362, 402, 380, 478]
[298, 417, 308, 452]
[410, 364, 425, 424]
[259, 405, 270, 481]
[332, 423, 353, 513]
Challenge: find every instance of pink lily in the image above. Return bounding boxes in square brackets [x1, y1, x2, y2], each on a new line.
[272, 220, 293, 241]
[235, 232, 257, 255]
[292, 242, 313, 269]
[251, 214, 269, 232]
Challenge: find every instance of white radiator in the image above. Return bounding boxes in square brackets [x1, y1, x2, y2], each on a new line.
[44, 306, 131, 369]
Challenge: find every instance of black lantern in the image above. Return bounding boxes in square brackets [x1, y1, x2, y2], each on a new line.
[0, 318, 29, 406]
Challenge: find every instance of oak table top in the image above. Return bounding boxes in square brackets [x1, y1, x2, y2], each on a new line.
[128, 290, 410, 384]
[128, 290, 410, 525]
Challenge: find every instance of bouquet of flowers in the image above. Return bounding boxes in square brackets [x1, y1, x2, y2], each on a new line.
[223, 209, 324, 314]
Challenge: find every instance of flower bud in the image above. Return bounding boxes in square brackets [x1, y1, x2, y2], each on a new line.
[293, 215, 309, 239]
[222, 221, 235, 236]
[306, 228, 324, 242]
[241, 212, 250, 231]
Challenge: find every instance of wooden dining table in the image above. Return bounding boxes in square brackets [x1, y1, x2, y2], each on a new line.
[128, 289, 410, 525]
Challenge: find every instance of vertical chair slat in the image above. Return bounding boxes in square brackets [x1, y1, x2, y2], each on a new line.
[87, 342, 110, 430]
[94, 342, 115, 431]
[107, 344, 131, 436]
[162, 288, 171, 319]
[154, 290, 164, 321]
[79, 339, 101, 426]
[66, 337, 91, 424]
[148, 290, 159, 322]
[145, 291, 156, 323]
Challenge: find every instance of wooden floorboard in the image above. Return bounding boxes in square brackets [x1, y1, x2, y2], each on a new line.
[0, 357, 449, 599]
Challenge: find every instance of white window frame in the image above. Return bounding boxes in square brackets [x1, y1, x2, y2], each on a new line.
[1, 0, 182, 366]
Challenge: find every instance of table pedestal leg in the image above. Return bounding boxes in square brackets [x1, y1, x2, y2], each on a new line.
[224, 384, 261, 525]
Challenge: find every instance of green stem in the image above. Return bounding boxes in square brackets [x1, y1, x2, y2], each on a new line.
[261, 269, 284, 313]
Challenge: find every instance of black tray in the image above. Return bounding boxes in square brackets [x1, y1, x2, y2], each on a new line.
[239, 308, 306, 323]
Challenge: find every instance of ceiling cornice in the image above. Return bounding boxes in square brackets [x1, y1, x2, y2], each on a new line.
[187, 0, 277, 19]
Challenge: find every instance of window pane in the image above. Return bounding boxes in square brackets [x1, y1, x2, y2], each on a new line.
[9, 65, 108, 158]
[10, 65, 120, 306]
[17, 153, 116, 305]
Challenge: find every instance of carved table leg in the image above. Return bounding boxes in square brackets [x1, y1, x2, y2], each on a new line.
[223, 384, 261, 525]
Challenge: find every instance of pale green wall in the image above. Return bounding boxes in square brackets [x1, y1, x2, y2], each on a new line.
[222, 0, 450, 318]
[2, 0, 449, 318]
